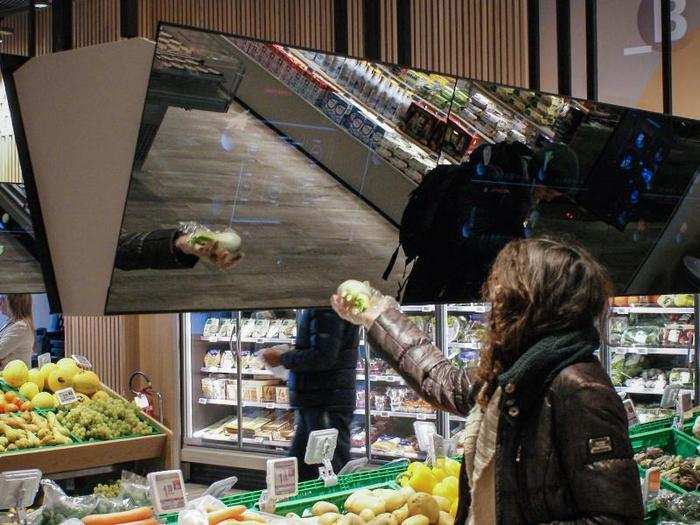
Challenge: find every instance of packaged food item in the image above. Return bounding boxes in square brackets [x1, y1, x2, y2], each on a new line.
[225, 380, 238, 401]
[261, 385, 277, 402]
[220, 350, 235, 370]
[242, 380, 281, 402]
[275, 387, 289, 404]
[204, 349, 222, 368]
[669, 368, 694, 387]
[621, 326, 661, 347]
[218, 319, 236, 339]
[211, 379, 227, 400]
[202, 318, 220, 338]
[201, 378, 214, 398]
[240, 319, 256, 339]
[280, 320, 296, 339]
[251, 320, 271, 339]
[266, 320, 282, 339]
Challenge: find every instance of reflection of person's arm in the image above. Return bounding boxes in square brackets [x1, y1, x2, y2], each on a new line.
[115, 230, 199, 271]
[367, 308, 473, 416]
[280, 311, 344, 372]
[0, 323, 28, 365]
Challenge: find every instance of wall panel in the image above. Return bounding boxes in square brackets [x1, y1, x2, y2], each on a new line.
[72, 0, 120, 49]
[0, 12, 29, 56]
[0, 137, 21, 183]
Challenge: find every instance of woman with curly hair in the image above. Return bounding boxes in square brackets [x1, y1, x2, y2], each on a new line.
[332, 237, 644, 524]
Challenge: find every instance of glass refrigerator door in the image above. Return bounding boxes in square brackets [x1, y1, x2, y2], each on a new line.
[183, 311, 239, 448]
[367, 305, 440, 461]
[608, 294, 696, 423]
[443, 303, 488, 451]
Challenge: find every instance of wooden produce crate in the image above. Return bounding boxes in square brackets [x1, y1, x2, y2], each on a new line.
[0, 385, 171, 474]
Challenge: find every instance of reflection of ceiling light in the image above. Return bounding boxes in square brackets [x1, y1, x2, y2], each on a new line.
[0, 28, 14, 35]
[34, 2, 50, 8]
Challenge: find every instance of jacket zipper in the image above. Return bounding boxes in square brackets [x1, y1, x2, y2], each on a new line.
[515, 443, 535, 521]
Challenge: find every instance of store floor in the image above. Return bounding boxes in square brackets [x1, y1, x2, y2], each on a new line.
[107, 102, 404, 313]
[0, 230, 45, 293]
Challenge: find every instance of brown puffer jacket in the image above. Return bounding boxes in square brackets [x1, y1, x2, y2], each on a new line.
[368, 308, 644, 525]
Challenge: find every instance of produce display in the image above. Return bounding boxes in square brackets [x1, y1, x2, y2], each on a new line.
[653, 491, 700, 522]
[0, 410, 72, 451]
[634, 447, 700, 491]
[57, 396, 155, 441]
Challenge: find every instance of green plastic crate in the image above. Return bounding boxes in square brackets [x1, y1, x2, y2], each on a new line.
[633, 427, 700, 495]
[160, 462, 410, 523]
[630, 418, 674, 436]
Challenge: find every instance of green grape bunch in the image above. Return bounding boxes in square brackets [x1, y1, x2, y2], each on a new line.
[57, 397, 154, 441]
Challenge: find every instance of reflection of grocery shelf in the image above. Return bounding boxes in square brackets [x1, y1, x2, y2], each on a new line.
[199, 336, 295, 344]
[200, 367, 277, 376]
[448, 342, 481, 350]
[447, 304, 489, 313]
[355, 408, 436, 420]
[610, 306, 694, 315]
[198, 398, 291, 410]
[449, 415, 467, 423]
[401, 305, 435, 313]
[610, 347, 691, 356]
[356, 373, 405, 384]
[350, 446, 367, 454]
[615, 386, 694, 397]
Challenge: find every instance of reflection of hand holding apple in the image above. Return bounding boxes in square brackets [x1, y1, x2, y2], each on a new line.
[176, 232, 243, 270]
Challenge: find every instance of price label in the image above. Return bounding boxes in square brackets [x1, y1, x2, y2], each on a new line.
[56, 387, 78, 406]
[417, 413, 428, 421]
[148, 470, 187, 513]
[421, 306, 432, 312]
[134, 393, 150, 409]
[413, 421, 437, 453]
[265, 403, 276, 409]
[266, 457, 298, 499]
[623, 398, 639, 427]
[257, 339, 266, 344]
[37, 353, 51, 367]
[379, 411, 390, 418]
[643, 467, 661, 505]
[474, 305, 486, 313]
[636, 348, 648, 355]
[198, 398, 208, 405]
[71, 354, 92, 369]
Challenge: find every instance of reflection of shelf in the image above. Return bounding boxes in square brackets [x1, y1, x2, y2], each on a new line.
[199, 336, 296, 344]
[200, 367, 277, 376]
[401, 305, 435, 313]
[198, 398, 291, 410]
[615, 386, 694, 397]
[450, 415, 467, 423]
[351, 446, 367, 454]
[610, 306, 694, 315]
[447, 304, 489, 313]
[357, 373, 405, 384]
[610, 347, 691, 356]
[448, 342, 481, 350]
[356, 408, 436, 420]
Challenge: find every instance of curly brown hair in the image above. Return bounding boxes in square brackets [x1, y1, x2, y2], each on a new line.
[476, 237, 613, 406]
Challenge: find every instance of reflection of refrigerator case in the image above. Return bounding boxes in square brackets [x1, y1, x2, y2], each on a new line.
[181, 295, 700, 467]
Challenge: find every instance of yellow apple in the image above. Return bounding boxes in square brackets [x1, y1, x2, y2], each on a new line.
[72, 371, 101, 395]
[47, 369, 72, 392]
[18, 382, 39, 400]
[40, 363, 58, 385]
[26, 368, 44, 391]
[56, 358, 80, 381]
[32, 391, 58, 409]
[2, 360, 28, 388]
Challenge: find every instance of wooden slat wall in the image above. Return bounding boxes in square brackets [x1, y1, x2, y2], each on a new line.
[410, 0, 528, 85]
[139, 0, 335, 52]
[72, 0, 120, 49]
[0, 11, 29, 56]
[347, 0, 363, 58]
[64, 315, 139, 396]
[380, 0, 397, 65]
[0, 137, 21, 183]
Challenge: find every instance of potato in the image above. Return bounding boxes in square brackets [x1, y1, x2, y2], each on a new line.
[345, 490, 375, 514]
[438, 511, 453, 525]
[372, 490, 406, 512]
[313, 502, 340, 517]
[399, 487, 415, 500]
[391, 505, 408, 524]
[345, 513, 364, 525]
[432, 497, 451, 513]
[336, 516, 352, 525]
[407, 494, 440, 525]
[346, 495, 386, 516]
[242, 513, 268, 523]
[318, 512, 340, 525]
[367, 514, 396, 525]
[359, 509, 376, 522]
[401, 516, 429, 525]
[285, 513, 301, 520]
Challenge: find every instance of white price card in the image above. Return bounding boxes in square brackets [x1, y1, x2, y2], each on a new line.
[198, 397, 208, 405]
[148, 470, 187, 513]
[266, 457, 298, 499]
[134, 393, 150, 409]
[623, 399, 639, 427]
[37, 353, 51, 368]
[413, 421, 437, 453]
[642, 467, 661, 505]
[56, 387, 78, 406]
[71, 354, 92, 369]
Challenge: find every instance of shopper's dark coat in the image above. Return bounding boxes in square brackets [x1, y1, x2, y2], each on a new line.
[368, 307, 645, 525]
[115, 229, 198, 271]
[282, 309, 360, 410]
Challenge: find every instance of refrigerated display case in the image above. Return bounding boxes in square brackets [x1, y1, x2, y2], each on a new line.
[182, 295, 700, 467]
[608, 295, 698, 424]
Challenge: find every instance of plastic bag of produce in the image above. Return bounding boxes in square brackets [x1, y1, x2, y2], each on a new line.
[120, 471, 151, 507]
[178, 222, 242, 260]
[621, 326, 661, 347]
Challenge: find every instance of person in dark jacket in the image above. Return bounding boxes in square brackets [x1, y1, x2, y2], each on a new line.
[261, 309, 360, 481]
[332, 237, 644, 525]
[115, 229, 240, 271]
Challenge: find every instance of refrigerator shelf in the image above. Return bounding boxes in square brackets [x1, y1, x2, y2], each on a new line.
[198, 398, 291, 410]
[615, 386, 694, 397]
[610, 347, 691, 356]
[200, 367, 277, 376]
[610, 306, 694, 315]
[356, 373, 405, 384]
[355, 408, 436, 420]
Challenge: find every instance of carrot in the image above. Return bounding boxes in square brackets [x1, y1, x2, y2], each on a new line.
[119, 519, 159, 525]
[81, 507, 153, 525]
[208, 506, 247, 525]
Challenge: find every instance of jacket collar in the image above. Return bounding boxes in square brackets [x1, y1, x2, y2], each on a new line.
[498, 327, 600, 421]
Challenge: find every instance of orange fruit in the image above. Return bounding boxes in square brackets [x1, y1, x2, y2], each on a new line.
[4, 392, 17, 403]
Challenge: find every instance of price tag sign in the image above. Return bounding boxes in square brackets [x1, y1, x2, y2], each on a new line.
[71, 354, 92, 370]
[675, 391, 692, 427]
[147, 470, 187, 513]
[623, 399, 639, 427]
[56, 387, 78, 406]
[421, 306, 432, 312]
[265, 403, 276, 410]
[642, 467, 661, 505]
[417, 413, 428, 420]
[198, 398, 208, 405]
[266, 457, 298, 499]
[37, 353, 51, 368]
[134, 393, 150, 409]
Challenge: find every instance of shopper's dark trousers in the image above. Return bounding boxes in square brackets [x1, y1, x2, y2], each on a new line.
[288, 407, 354, 481]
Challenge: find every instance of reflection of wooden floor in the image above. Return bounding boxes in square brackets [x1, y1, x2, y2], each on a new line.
[0, 231, 44, 293]
[107, 103, 403, 313]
